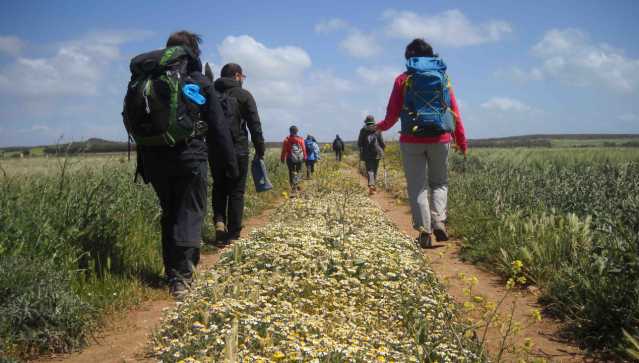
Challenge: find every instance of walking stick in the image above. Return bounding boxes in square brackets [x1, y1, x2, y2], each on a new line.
[382, 157, 388, 190]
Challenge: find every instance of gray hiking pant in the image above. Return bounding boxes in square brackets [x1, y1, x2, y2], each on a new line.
[364, 158, 380, 187]
[400, 142, 449, 233]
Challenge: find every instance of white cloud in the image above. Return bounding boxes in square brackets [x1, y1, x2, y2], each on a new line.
[339, 31, 382, 58]
[315, 18, 349, 34]
[215, 35, 361, 141]
[0, 30, 150, 96]
[356, 66, 399, 85]
[218, 35, 311, 80]
[0, 36, 25, 57]
[383, 9, 512, 47]
[513, 29, 639, 93]
[481, 97, 531, 112]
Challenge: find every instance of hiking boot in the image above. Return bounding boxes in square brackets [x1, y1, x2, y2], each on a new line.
[368, 186, 376, 195]
[169, 278, 190, 299]
[214, 221, 227, 243]
[418, 231, 432, 248]
[433, 222, 449, 242]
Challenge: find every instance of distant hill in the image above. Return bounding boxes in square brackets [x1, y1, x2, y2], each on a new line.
[2, 134, 639, 156]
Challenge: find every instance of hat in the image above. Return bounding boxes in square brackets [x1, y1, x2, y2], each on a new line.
[365, 115, 375, 125]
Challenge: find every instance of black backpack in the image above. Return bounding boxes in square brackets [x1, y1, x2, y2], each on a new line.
[122, 46, 207, 147]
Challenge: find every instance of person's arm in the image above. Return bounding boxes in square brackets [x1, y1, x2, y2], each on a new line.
[378, 131, 386, 149]
[449, 85, 467, 155]
[206, 85, 239, 179]
[376, 75, 404, 131]
[280, 138, 289, 162]
[239, 90, 266, 159]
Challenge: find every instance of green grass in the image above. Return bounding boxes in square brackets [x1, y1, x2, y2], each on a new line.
[0, 149, 288, 361]
[380, 143, 639, 356]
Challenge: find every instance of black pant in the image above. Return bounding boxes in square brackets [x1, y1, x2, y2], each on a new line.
[335, 150, 343, 161]
[142, 154, 207, 280]
[211, 154, 249, 238]
[306, 160, 316, 178]
[286, 159, 303, 188]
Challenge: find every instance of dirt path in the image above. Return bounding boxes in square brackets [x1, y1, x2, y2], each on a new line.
[34, 205, 279, 363]
[348, 167, 586, 362]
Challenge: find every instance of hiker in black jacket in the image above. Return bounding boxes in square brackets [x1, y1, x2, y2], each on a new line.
[358, 115, 385, 195]
[332, 134, 345, 161]
[212, 63, 266, 243]
[136, 31, 238, 298]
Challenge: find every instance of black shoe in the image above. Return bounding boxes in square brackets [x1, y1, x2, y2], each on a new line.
[418, 232, 432, 248]
[433, 222, 449, 242]
[169, 278, 190, 299]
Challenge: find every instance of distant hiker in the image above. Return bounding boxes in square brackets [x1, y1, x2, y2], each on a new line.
[358, 115, 385, 195]
[280, 126, 307, 193]
[123, 31, 238, 298]
[375, 38, 467, 248]
[304, 134, 320, 179]
[212, 63, 266, 243]
[332, 134, 345, 161]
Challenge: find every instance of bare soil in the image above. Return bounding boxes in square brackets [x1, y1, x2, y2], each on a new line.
[33, 206, 278, 363]
[348, 167, 588, 362]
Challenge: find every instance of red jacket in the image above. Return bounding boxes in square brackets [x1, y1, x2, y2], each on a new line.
[376, 73, 468, 152]
[280, 135, 307, 161]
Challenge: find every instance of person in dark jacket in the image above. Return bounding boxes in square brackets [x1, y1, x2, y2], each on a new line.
[332, 134, 345, 161]
[212, 63, 266, 243]
[138, 31, 238, 298]
[358, 115, 385, 195]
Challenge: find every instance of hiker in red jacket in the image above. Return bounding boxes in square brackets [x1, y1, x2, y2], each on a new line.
[376, 38, 468, 248]
[280, 125, 307, 193]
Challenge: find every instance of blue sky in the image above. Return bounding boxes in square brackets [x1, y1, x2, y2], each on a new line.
[1, 0, 638, 146]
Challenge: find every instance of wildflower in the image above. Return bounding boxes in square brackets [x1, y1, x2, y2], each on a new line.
[531, 309, 542, 322]
[517, 276, 527, 285]
[272, 351, 285, 360]
[506, 278, 516, 290]
[511, 260, 523, 273]
[472, 296, 483, 303]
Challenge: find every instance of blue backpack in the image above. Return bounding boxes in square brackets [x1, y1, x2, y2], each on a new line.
[400, 57, 456, 137]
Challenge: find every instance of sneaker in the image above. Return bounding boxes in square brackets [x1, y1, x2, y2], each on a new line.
[433, 222, 449, 242]
[418, 231, 432, 248]
[169, 278, 189, 299]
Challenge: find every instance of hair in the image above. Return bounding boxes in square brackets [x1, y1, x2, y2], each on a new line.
[290, 125, 299, 135]
[221, 63, 243, 78]
[405, 38, 434, 59]
[166, 31, 202, 57]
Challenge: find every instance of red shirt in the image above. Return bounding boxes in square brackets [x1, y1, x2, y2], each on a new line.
[280, 135, 307, 161]
[376, 73, 468, 152]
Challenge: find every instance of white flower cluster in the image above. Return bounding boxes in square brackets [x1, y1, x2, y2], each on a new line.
[152, 173, 483, 362]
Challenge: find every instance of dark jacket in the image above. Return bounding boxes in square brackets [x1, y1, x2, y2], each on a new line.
[332, 137, 344, 151]
[139, 55, 239, 179]
[213, 77, 265, 158]
[358, 125, 385, 160]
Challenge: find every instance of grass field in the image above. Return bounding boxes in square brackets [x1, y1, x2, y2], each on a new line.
[0, 150, 288, 361]
[379, 143, 639, 356]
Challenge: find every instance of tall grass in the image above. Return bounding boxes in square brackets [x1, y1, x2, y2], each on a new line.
[380, 144, 639, 354]
[0, 150, 287, 360]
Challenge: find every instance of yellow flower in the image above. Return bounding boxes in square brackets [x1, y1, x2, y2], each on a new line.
[531, 308, 542, 322]
[511, 260, 523, 273]
[377, 356, 386, 362]
[506, 278, 516, 290]
[517, 276, 527, 285]
[470, 276, 479, 286]
[463, 301, 475, 311]
[272, 351, 286, 360]
[282, 191, 289, 199]
[462, 288, 471, 296]
[472, 295, 483, 303]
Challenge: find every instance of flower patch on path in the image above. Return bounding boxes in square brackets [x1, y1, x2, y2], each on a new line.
[152, 170, 484, 362]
